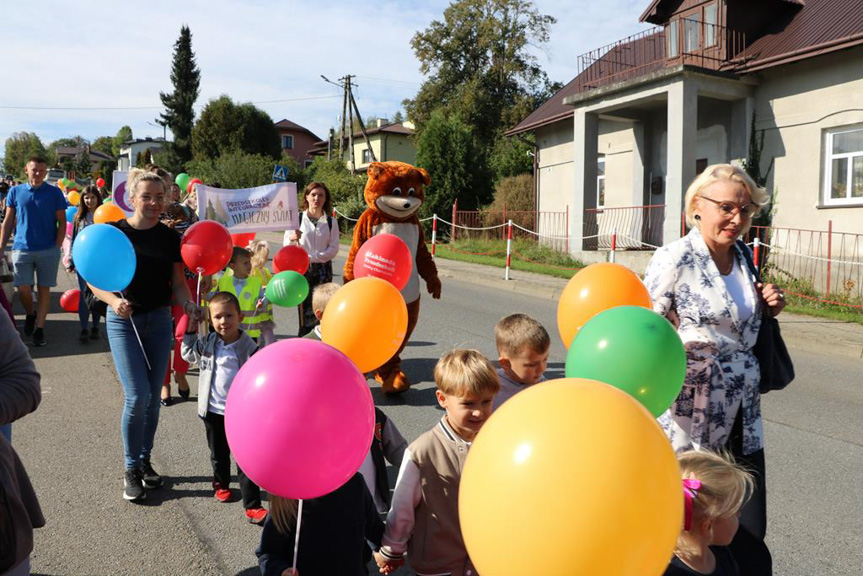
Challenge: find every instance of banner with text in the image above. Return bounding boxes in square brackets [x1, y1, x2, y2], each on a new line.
[111, 171, 134, 217]
[197, 182, 298, 232]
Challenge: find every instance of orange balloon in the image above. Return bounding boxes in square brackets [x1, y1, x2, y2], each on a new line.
[321, 277, 408, 373]
[557, 262, 651, 349]
[67, 191, 80, 206]
[94, 203, 126, 224]
[460, 378, 681, 576]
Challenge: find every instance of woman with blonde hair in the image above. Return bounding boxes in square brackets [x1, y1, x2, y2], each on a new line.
[644, 163, 786, 575]
[89, 168, 196, 502]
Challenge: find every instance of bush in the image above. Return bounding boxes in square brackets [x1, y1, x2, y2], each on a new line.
[186, 151, 282, 189]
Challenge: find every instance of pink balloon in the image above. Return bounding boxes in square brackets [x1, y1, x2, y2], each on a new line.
[353, 233, 413, 290]
[224, 339, 375, 499]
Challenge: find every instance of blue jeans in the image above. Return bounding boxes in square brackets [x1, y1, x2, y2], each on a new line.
[77, 273, 102, 330]
[106, 307, 173, 470]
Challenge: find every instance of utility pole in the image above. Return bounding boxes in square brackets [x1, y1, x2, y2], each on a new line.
[321, 74, 377, 174]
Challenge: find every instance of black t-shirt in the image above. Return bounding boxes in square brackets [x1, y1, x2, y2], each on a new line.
[665, 547, 741, 576]
[113, 220, 182, 313]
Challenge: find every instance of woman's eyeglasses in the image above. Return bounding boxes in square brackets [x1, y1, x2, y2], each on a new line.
[699, 196, 759, 219]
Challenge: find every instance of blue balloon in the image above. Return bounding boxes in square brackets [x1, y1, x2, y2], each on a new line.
[71, 224, 136, 292]
[65, 205, 77, 221]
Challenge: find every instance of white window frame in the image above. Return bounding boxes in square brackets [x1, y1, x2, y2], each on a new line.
[704, 3, 718, 47]
[667, 20, 679, 58]
[823, 126, 863, 206]
[282, 135, 294, 149]
[362, 148, 371, 164]
[684, 16, 701, 53]
[597, 156, 606, 208]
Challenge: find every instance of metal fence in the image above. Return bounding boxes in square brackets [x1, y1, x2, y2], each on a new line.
[583, 204, 666, 250]
[450, 206, 570, 251]
[749, 223, 863, 301]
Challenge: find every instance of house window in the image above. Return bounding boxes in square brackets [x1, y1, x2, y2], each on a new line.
[704, 3, 718, 47]
[597, 156, 606, 207]
[667, 20, 679, 58]
[362, 148, 371, 163]
[282, 135, 294, 149]
[684, 16, 701, 53]
[825, 127, 863, 204]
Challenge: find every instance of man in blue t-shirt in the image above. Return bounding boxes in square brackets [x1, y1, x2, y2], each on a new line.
[0, 156, 67, 346]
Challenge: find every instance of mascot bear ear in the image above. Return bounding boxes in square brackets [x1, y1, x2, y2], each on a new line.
[417, 167, 431, 186]
[368, 162, 386, 179]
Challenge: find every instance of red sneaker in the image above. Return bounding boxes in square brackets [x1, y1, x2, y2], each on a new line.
[213, 484, 233, 503]
[244, 507, 268, 525]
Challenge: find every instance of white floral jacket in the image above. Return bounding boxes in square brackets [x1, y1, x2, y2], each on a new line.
[644, 229, 764, 455]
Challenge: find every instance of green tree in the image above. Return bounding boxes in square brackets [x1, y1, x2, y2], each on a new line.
[112, 126, 133, 156]
[489, 136, 534, 181]
[4, 132, 47, 177]
[92, 136, 114, 156]
[160, 25, 201, 167]
[187, 150, 282, 190]
[405, 0, 556, 145]
[415, 110, 491, 219]
[191, 96, 281, 160]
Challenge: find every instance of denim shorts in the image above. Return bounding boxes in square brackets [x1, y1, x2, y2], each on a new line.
[11, 246, 61, 287]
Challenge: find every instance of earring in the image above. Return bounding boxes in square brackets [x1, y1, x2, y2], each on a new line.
[694, 214, 701, 220]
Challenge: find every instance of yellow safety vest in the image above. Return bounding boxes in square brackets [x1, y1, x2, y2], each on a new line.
[215, 274, 265, 338]
[250, 268, 274, 323]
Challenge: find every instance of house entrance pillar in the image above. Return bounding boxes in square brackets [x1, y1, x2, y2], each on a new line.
[572, 108, 599, 252]
[665, 80, 698, 244]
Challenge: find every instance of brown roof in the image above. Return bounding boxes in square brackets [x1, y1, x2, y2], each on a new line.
[509, 0, 863, 134]
[274, 119, 322, 141]
[736, 0, 863, 72]
[640, 0, 804, 24]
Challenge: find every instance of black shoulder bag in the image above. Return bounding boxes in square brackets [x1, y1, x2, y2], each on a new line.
[737, 241, 795, 393]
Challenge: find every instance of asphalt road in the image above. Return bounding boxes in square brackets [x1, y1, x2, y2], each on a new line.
[10, 246, 863, 576]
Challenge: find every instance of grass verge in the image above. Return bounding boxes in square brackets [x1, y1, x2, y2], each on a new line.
[432, 238, 584, 280]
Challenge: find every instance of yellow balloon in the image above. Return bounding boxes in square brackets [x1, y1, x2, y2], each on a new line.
[67, 191, 80, 206]
[460, 378, 681, 576]
[321, 277, 407, 373]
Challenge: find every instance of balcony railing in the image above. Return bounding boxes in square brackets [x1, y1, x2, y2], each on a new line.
[574, 20, 746, 94]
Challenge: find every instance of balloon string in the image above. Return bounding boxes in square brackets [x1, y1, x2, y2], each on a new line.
[115, 292, 151, 371]
[292, 499, 304, 569]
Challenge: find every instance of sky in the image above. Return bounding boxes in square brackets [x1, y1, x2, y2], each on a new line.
[0, 0, 652, 162]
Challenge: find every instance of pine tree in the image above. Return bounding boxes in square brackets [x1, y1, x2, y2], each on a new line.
[160, 26, 201, 168]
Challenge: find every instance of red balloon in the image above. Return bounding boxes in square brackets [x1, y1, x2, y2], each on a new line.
[96, 177, 105, 188]
[61, 289, 80, 313]
[181, 221, 233, 275]
[353, 234, 413, 290]
[231, 233, 256, 247]
[187, 178, 203, 194]
[274, 245, 310, 275]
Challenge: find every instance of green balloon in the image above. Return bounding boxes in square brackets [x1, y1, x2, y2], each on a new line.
[175, 172, 190, 191]
[564, 305, 686, 417]
[266, 271, 309, 308]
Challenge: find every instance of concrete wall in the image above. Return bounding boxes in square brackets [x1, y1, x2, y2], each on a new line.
[754, 47, 863, 241]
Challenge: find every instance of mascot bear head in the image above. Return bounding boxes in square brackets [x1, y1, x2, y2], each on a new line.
[364, 161, 431, 222]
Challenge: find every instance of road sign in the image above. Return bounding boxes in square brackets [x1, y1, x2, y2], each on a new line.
[272, 164, 289, 182]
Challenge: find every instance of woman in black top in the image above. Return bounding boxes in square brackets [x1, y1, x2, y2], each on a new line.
[90, 169, 196, 502]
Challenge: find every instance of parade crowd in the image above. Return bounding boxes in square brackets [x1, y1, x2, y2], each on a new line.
[0, 158, 787, 576]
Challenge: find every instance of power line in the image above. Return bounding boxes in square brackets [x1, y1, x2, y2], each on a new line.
[0, 94, 341, 111]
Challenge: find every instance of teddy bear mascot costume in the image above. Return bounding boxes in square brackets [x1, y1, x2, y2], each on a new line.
[344, 161, 442, 394]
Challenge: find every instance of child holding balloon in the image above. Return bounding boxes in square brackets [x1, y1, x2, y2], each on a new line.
[181, 291, 267, 524]
[249, 240, 276, 346]
[492, 313, 550, 411]
[257, 473, 384, 576]
[205, 247, 268, 343]
[376, 349, 500, 576]
[301, 283, 339, 341]
[665, 450, 753, 576]
[68, 186, 104, 343]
